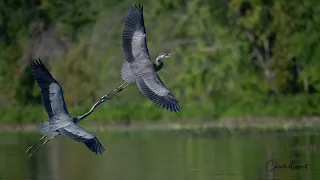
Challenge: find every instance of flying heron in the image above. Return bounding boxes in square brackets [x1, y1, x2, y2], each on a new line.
[111, 4, 181, 113]
[26, 59, 112, 158]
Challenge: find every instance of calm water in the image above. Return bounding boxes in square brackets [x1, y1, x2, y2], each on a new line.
[0, 131, 319, 180]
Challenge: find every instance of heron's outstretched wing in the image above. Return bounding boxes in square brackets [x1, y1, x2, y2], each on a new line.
[58, 123, 105, 154]
[31, 59, 69, 119]
[122, 4, 151, 63]
[136, 72, 181, 112]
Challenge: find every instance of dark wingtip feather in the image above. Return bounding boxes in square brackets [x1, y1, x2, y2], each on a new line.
[174, 105, 181, 113]
[136, 78, 182, 113]
[156, 97, 181, 113]
[31, 58, 44, 69]
[171, 103, 181, 113]
[30, 58, 54, 81]
[132, 4, 143, 15]
[133, 4, 143, 10]
[131, 4, 143, 12]
[85, 137, 105, 155]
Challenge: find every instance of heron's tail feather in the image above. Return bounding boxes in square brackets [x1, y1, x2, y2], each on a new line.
[121, 62, 135, 83]
[40, 121, 58, 137]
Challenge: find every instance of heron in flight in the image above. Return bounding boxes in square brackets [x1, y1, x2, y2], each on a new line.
[26, 59, 111, 158]
[112, 4, 181, 113]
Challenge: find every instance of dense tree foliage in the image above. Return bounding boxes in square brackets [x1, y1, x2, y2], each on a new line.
[0, 0, 319, 123]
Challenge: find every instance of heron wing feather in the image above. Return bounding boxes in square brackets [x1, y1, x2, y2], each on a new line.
[136, 72, 181, 112]
[58, 123, 105, 154]
[122, 4, 151, 63]
[31, 59, 69, 119]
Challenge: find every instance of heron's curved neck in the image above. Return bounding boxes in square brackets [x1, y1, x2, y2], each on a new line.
[154, 58, 164, 72]
[75, 100, 102, 123]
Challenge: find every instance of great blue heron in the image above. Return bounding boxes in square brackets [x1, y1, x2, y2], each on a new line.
[112, 4, 181, 113]
[26, 59, 111, 158]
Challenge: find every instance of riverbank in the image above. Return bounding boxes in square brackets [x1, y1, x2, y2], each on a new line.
[1, 93, 319, 124]
[1, 117, 320, 136]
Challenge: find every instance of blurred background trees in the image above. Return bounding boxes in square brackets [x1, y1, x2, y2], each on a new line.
[0, 0, 319, 123]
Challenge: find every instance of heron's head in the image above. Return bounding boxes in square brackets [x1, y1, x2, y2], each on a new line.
[157, 53, 174, 60]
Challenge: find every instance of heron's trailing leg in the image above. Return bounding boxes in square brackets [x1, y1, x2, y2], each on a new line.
[27, 137, 54, 158]
[120, 82, 129, 91]
[26, 136, 45, 153]
[108, 81, 130, 98]
[116, 81, 129, 92]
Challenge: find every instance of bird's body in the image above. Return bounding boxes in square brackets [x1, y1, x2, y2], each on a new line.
[115, 4, 181, 113]
[121, 62, 136, 83]
[26, 60, 109, 158]
[39, 116, 102, 152]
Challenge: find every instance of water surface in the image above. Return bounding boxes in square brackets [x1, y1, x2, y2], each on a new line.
[0, 131, 318, 180]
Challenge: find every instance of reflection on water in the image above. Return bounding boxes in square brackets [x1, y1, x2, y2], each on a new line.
[0, 131, 319, 180]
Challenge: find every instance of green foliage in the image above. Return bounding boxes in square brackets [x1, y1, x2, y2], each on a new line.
[1, 93, 319, 124]
[0, 0, 319, 123]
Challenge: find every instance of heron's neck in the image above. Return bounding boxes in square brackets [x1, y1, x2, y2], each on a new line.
[75, 100, 102, 123]
[154, 58, 164, 72]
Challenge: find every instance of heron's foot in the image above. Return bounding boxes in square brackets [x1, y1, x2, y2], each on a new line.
[26, 146, 33, 153]
[118, 82, 129, 92]
[105, 82, 129, 99]
[101, 89, 120, 100]
[117, 87, 124, 93]
[28, 149, 39, 158]
[28, 151, 36, 158]
[27, 137, 54, 158]
[26, 136, 45, 153]
[113, 83, 128, 93]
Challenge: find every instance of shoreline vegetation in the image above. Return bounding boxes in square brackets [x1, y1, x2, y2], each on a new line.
[1, 93, 319, 134]
[1, 93, 319, 123]
[1, 117, 320, 135]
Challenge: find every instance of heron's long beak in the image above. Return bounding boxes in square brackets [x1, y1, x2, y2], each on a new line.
[166, 53, 175, 58]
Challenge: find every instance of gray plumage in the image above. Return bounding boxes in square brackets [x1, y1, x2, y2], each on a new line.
[120, 4, 181, 112]
[28, 59, 105, 156]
